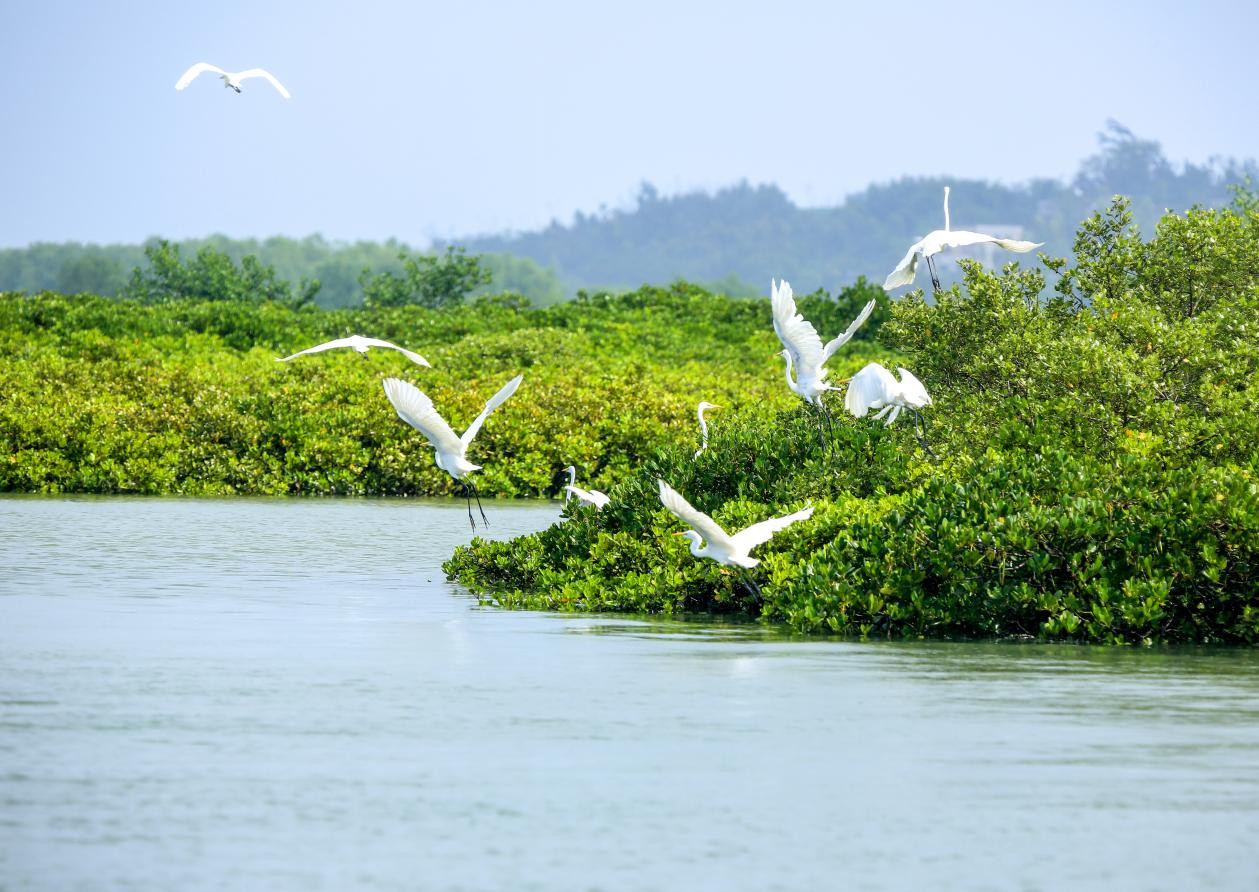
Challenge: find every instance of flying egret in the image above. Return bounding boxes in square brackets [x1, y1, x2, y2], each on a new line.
[563, 466, 610, 509]
[276, 335, 430, 367]
[175, 63, 291, 98]
[883, 186, 1042, 292]
[382, 375, 523, 528]
[772, 278, 876, 448]
[694, 401, 720, 459]
[657, 479, 814, 598]
[845, 362, 937, 456]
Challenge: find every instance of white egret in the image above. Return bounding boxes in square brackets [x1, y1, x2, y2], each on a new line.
[772, 278, 876, 448]
[276, 335, 430, 367]
[694, 401, 720, 459]
[883, 186, 1042, 292]
[563, 466, 610, 509]
[382, 375, 523, 528]
[845, 362, 936, 456]
[175, 63, 291, 98]
[657, 479, 813, 597]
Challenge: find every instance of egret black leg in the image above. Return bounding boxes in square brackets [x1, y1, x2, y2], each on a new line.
[914, 410, 940, 460]
[470, 481, 489, 526]
[739, 570, 763, 600]
[927, 255, 942, 292]
[462, 482, 476, 530]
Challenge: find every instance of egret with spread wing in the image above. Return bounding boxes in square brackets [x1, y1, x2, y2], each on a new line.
[657, 479, 813, 598]
[175, 63, 291, 98]
[276, 335, 430, 367]
[772, 278, 875, 449]
[563, 466, 610, 509]
[845, 362, 936, 456]
[883, 186, 1041, 292]
[382, 375, 523, 528]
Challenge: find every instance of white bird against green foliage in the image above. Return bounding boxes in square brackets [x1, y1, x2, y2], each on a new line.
[175, 63, 291, 98]
[563, 465, 610, 509]
[658, 479, 813, 597]
[693, 401, 720, 459]
[772, 278, 875, 447]
[382, 375, 523, 528]
[883, 186, 1042, 291]
[845, 362, 937, 456]
[276, 335, 430, 366]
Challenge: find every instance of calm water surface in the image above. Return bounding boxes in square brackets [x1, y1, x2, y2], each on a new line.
[1, 496, 1257, 891]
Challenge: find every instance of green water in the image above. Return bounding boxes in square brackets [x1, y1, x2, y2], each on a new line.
[1, 496, 1257, 891]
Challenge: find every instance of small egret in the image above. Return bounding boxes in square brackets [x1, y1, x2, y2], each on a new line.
[883, 186, 1042, 292]
[772, 278, 876, 448]
[563, 466, 610, 509]
[382, 375, 523, 528]
[694, 401, 720, 459]
[276, 335, 430, 367]
[175, 63, 291, 98]
[657, 479, 814, 598]
[845, 362, 937, 456]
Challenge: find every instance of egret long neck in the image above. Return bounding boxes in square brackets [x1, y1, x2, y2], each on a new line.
[566, 466, 576, 488]
[943, 186, 951, 233]
[697, 406, 709, 444]
[782, 351, 797, 389]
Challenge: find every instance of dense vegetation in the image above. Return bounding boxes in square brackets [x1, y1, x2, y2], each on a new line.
[446, 197, 1259, 645]
[4, 124, 1253, 304]
[0, 279, 885, 498]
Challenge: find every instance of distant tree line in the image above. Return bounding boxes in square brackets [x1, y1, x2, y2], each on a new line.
[2, 122, 1254, 303]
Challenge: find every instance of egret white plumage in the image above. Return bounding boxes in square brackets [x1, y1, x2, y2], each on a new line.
[845, 362, 937, 456]
[657, 479, 813, 597]
[693, 401, 720, 459]
[883, 186, 1042, 292]
[276, 335, 430, 366]
[563, 466, 610, 509]
[772, 278, 876, 448]
[382, 375, 523, 528]
[175, 63, 291, 98]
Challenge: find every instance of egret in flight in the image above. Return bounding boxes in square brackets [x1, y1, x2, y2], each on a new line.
[382, 375, 523, 528]
[276, 335, 430, 367]
[845, 362, 937, 456]
[883, 186, 1041, 291]
[772, 278, 876, 447]
[657, 479, 813, 598]
[694, 401, 720, 459]
[175, 63, 291, 98]
[563, 466, 610, 509]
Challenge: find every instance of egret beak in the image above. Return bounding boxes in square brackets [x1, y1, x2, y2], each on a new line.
[672, 531, 686, 537]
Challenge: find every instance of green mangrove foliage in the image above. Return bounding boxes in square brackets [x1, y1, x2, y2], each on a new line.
[0, 280, 887, 498]
[445, 198, 1259, 644]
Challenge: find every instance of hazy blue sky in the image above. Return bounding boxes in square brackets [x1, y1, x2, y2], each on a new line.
[2, 0, 1255, 247]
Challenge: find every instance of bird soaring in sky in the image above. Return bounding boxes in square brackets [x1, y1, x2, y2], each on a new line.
[175, 63, 291, 99]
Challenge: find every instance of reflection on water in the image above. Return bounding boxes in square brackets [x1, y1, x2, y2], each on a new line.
[1, 496, 1257, 891]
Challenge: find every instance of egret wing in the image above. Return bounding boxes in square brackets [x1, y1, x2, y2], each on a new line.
[566, 485, 610, 508]
[895, 367, 933, 407]
[883, 242, 922, 290]
[236, 68, 291, 99]
[175, 62, 226, 90]
[359, 337, 431, 367]
[771, 279, 824, 373]
[821, 298, 877, 361]
[657, 479, 733, 548]
[729, 505, 815, 553]
[460, 374, 523, 447]
[275, 337, 357, 361]
[844, 362, 898, 417]
[940, 230, 1042, 254]
[382, 378, 462, 454]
